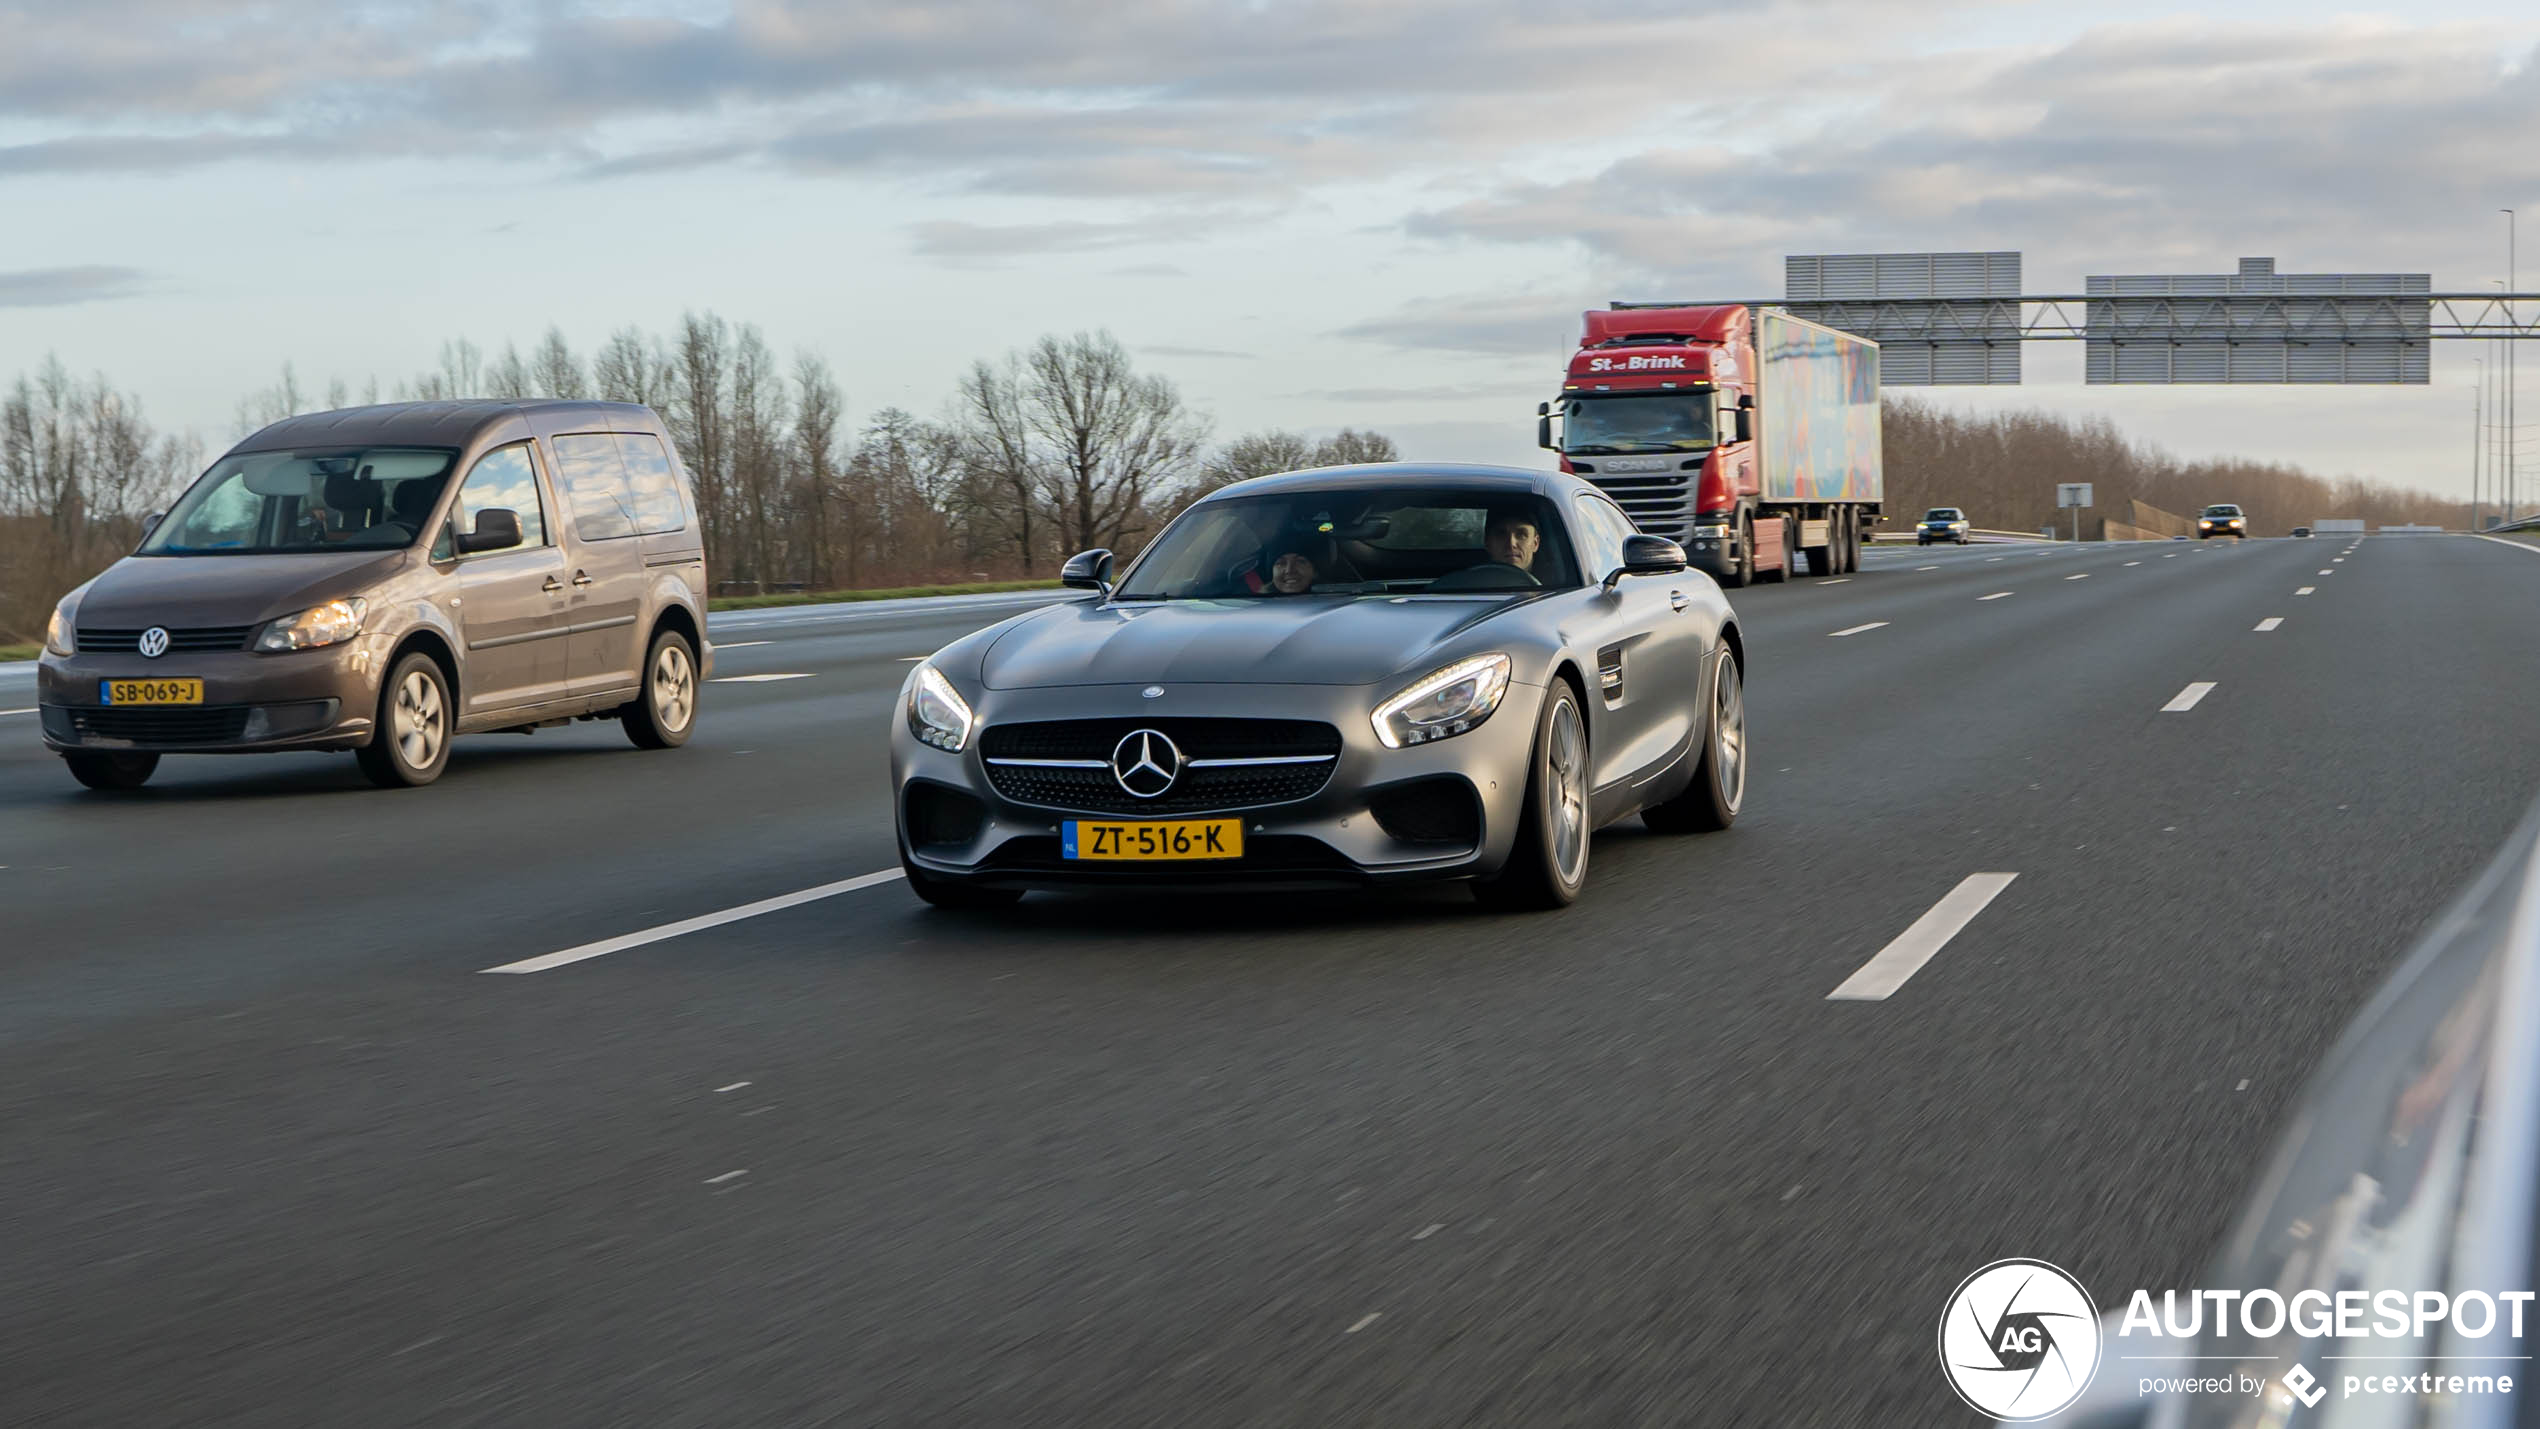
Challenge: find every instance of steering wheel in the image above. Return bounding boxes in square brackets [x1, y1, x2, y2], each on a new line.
[1426, 562, 1542, 592]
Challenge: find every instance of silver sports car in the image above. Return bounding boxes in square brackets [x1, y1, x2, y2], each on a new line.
[891, 464, 1745, 909]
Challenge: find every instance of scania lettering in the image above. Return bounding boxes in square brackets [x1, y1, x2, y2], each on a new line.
[1541, 304, 1883, 587]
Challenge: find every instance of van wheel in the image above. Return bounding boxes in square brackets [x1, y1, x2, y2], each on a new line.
[624, 628, 698, 750]
[64, 751, 159, 791]
[1475, 684, 1591, 911]
[357, 653, 453, 788]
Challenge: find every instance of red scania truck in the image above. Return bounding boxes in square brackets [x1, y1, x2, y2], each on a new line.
[1539, 305, 1883, 586]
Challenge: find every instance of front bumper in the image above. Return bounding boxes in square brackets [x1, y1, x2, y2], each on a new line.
[36, 637, 387, 753]
[892, 679, 1544, 891]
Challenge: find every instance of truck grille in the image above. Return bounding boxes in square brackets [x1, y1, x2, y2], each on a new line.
[980, 718, 1341, 815]
[66, 705, 254, 744]
[1583, 474, 1694, 538]
[78, 625, 257, 653]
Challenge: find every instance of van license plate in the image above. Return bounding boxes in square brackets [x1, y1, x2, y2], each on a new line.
[101, 678, 204, 706]
[1062, 819, 1243, 861]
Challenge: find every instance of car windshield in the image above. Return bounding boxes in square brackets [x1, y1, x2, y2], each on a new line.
[1114, 488, 1582, 600]
[2203, 505, 2241, 518]
[1925, 509, 1961, 521]
[141, 447, 457, 555]
[1559, 393, 1714, 455]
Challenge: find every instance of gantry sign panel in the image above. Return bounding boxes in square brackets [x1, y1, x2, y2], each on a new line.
[1783, 252, 2022, 386]
[2084, 258, 2430, 384]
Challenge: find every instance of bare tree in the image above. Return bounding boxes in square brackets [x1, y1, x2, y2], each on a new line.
[0, 359, 197, 640]
[949, 356, 1045, 573]
[1196, 430, 1318, 496]
[1024, 330, 1209, 556]
[1313, 428, 1397, 465]
[669, 313, 732, 575]
[792, 354, 848, 588]
[533, 327, 588, 400]
[592, 327, 668, 406]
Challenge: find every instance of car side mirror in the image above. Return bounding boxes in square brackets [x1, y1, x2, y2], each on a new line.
[1603, 534, 1688, 590]
[140, 512, 164, 539]
[1537, 401, 1554, 451]
[455, 508, 522, 554]
[1060, 548, 1113, 593]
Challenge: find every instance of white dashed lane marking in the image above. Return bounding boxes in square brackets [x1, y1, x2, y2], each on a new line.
[711, 673, 817, 683]
[484, 869, 907, 973]
[1978, 592, 2013, 601]
[1828, 622, 1889, 638]
[2297, 586, 2315, 595]
[2162, 682, 2217, 713]
[1827, 873, 2020, 1002]
[2255, 618, 2283, 632]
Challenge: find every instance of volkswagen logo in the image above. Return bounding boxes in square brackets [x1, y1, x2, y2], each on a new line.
[1111, 728, 1182, 798]
[137, 626, 171, 659]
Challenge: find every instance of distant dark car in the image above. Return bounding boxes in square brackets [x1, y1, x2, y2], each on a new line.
[2291, 526, 2313, 538]
[891, 464, 1745, 912]
[1918, 507, 1971, 545]
[2197, 503, 2247, 539]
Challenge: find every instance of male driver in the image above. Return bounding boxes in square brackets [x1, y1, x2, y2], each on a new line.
[1483, 507, 1543, 574]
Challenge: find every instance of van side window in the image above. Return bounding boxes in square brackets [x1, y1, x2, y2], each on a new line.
[444, 443, 549, 558]
[549, 434, 638, 542]
[613, 433, 687, 536]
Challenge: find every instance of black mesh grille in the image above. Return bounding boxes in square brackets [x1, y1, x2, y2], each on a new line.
[980, 717, 1341, 815]
[66, 705, 253, 744]
[904, 781, 987, 849]
[1369, 777, 1482, 848]
[1583, 474, 1694, 538]
[78, 625, 256, 653]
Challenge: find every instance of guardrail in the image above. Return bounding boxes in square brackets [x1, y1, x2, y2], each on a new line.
[1869, 528, 2058, 544]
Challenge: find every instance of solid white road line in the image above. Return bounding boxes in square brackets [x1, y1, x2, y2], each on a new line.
[1828, 622, 1889, 637]
[2297, 586, 2316, 595]
[711, 672, 816, 683]
[1917, 565, 1939, 571]
[2254, 617, 2283, 632]
[1827, 873, 2019, 1002]
[1819, 578, 1851, 585]
[483, 869, 907, 973]
[2473, 534, 2540, 555]
[715, 640, 773, 649]
[2162, 682, 2217, 713]
[0, 708, 32, 717]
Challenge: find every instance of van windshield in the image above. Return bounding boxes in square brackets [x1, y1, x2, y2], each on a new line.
[141, 448, 457, 555]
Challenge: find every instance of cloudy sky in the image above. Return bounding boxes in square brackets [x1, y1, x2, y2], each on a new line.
[7, 0, 2540, 501]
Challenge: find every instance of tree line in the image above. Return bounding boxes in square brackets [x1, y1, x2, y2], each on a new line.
[1880, 397, 2468, 536]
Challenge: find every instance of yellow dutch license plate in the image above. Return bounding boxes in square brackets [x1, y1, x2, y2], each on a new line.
[101, 678, 204, 706]
[1064, 818, 1243, 861]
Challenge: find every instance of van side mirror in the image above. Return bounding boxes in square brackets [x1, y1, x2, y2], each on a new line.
[140, 512, 164, 539]
[455, 508, 523, 554]
[1602, 534, 1688, 591]
[1060, 548, 1113, 593]
[1537, 402, 1554, 451]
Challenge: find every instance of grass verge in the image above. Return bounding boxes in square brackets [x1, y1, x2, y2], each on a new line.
[0, 642, 39, 663]
[708, 579, 1060, 612]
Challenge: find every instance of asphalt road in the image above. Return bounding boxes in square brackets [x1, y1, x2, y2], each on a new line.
[8, 534, 2540, 1426]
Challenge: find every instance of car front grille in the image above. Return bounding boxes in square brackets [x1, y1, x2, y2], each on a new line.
[78, 625, 257, 653]
[979, 717, 1341, 815]
[66, 705, 254, 744]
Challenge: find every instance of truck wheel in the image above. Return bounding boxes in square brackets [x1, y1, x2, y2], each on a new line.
[1474, 684, 1591, 911]
[1719, 515, 1754, 588]
[64, 751, 159, 791]
[1642, 649, 1743, 834]
[1804, 513, 1835, 577]
[1837, 511, 1859, 572]
[357, 652, 454, 788]
[623, 627, 699, 750]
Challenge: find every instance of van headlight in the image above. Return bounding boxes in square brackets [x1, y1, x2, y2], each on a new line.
[907, 663, 976, 752]
[255, 597, 367, 652]
[45, 593, 79, 656]
[1373, 653, 1512, 748]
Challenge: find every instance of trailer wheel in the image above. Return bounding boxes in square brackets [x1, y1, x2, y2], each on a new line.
[1834, 510, 1856, 573]
[1803, 511, 1836, 578]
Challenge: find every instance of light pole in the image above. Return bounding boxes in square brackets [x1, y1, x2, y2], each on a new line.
[2498, 279, 2511, 524]
[2474, 356, 2486, 530]
[2508, 209, 2519, 522]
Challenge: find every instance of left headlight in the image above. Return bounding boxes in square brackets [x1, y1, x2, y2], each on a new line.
[255, 597, 368, 652]
[907, 663, 976, 752]
[1374, 653, 1512, 749]
[44, 593, 78, 656]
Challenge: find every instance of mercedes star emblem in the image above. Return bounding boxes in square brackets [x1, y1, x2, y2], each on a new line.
[1111, 728, 1182, 798]
[137, 626, 170, 659]
[1141, 685, 1165, 699]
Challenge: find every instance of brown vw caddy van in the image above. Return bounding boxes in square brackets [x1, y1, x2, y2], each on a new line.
[36, 400, 712, 790]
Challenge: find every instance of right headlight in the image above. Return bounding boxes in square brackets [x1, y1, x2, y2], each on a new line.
[906, 663, 976, 752]
[1373, 653, 1512, 749]
[44, 592, 79, 657]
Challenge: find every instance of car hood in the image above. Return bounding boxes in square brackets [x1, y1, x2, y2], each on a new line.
[979, 595, 1520, 690]
[70, 550, 408, 628]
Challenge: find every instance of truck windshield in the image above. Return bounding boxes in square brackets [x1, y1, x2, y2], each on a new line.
[141, 448, 457, 555]
[1560, 394, 1714, 455]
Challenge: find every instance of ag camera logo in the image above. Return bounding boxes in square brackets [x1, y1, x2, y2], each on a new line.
[1940, 1259, 2102, 1421]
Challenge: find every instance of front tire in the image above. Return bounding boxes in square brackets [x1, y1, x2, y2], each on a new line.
[64, 751, 159, 790]
[1642, 649, 1744, 834]
[1475, 683, 1592, 911]
[623, 627, 699, 750]
[357, 652, 453, 788]
[1719, 514, 1754, 588]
